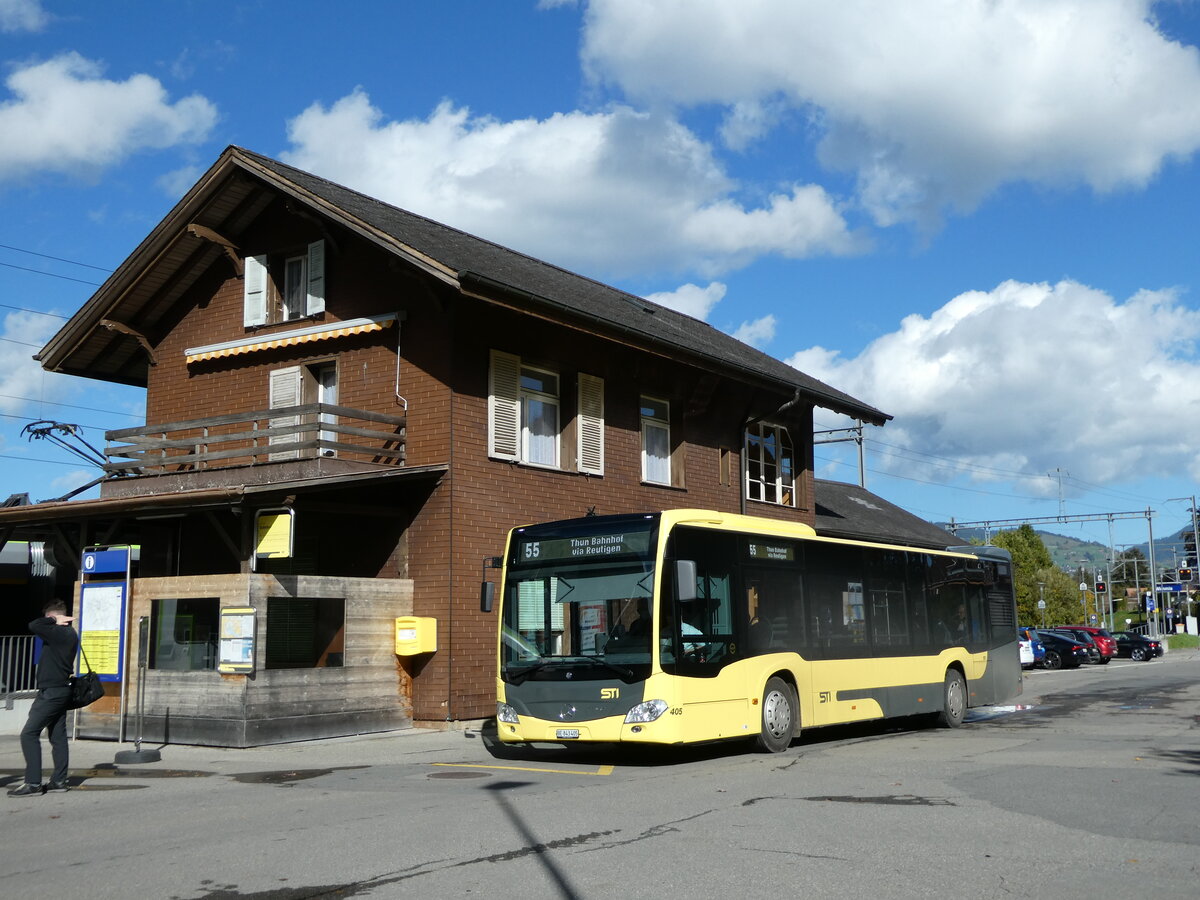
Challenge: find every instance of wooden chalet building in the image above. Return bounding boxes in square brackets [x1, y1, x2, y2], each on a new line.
[0, 146, 954, 747]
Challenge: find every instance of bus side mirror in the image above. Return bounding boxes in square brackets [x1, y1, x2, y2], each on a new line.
[675, 560, 697, 602]
[480, 581, 495, 613]
[480, 555, 502, 613]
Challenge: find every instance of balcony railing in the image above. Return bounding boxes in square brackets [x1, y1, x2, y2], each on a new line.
[104, 403, 406, 476]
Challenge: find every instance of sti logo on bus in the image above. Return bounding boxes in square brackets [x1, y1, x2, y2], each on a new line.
[601, 688, 620, 700]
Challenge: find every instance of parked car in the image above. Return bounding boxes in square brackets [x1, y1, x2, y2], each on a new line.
[1033, 630, 1090, 669]
[1018, 626, 1046, 667]
[1111, 631, 1163, 661]
[1054, 625, 1117, 661]
[1049, 627, 1114, 664]
[1018, 634, 1035, 668]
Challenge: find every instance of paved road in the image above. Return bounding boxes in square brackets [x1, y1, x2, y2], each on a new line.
[2, 651, 1198, 899]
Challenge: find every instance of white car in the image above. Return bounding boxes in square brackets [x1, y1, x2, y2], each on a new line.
[1018, 635, 1035, 668]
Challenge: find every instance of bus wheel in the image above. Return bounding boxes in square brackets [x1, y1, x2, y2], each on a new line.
[936, 669, 967, 728]
[756, 677, 796, 753]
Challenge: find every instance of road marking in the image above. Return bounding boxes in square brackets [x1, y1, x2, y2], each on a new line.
[432, 762, 614, 776]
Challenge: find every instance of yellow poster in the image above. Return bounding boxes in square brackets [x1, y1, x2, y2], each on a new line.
[255, 510, 294, 559]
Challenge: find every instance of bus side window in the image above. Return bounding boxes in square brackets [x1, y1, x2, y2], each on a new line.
[668, 527, 737, 673]
[805, 544, 867, 658]
[745, 568, 803, 654]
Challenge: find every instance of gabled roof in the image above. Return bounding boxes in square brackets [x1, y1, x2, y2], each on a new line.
[814, 479, 960, 550]
[37, 146, 889, 424]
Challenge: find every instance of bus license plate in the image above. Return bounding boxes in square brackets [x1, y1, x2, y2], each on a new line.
[556, 728, 580, 739]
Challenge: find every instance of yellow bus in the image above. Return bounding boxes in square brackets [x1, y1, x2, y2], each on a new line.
[493, 509, 1021, 752]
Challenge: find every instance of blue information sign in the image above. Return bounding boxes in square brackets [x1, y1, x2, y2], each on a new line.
[82, 548, 130, 575]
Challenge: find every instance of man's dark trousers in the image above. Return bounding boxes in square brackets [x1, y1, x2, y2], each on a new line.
[20, 685, 71, 785]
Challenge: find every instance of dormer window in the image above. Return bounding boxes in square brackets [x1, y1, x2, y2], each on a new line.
[244, 240, 326, 326]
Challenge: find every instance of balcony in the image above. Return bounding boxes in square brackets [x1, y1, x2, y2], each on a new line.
[102, 404, 406, 494]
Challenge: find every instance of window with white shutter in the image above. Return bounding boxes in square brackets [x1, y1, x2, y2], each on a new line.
[577, 374, 604, 475]
[488, 350, 521, 461]
[306, 240, 325, 315]
[268, 367, 302, 461]
[488, 350, 572, 469]
[242, 239, 326, 326]
[243, 254, 268, 326]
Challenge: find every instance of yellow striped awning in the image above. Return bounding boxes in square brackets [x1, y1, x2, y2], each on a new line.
[186, 313, 398, 364]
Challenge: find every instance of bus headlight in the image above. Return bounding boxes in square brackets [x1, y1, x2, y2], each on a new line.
[624, 699, 669, 723]
[497, 702, 520, 724]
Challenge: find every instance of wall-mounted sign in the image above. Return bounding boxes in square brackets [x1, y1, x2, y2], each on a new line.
[218, 607, 256, 674]
[254, 508, 295, 565]
[82, 548, 130, 576]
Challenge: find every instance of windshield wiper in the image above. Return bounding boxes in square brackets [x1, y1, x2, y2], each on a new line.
[505, 660, 553, 685]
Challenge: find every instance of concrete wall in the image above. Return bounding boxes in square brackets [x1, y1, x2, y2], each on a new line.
[75, 573, 414, 747]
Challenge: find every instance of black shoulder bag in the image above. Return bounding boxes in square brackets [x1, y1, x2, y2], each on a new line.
[68, 647, 105, 709]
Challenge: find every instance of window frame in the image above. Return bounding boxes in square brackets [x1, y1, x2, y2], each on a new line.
[519, 363, 560, 468]
[640, 395, 671, 485]
[744, 421, 796, 507]
[243, 240, 326, 327]
[489, 350, 603, 473]
[148, 597, 219, 671]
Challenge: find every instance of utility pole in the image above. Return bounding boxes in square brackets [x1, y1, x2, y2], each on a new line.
[1167, 495, 1198, 632]
[1049, 468, 1069, 518]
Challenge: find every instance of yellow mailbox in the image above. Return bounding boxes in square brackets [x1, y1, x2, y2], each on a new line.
[395, 616, 437, 656]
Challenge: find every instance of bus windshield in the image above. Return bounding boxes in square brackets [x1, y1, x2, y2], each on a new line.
[501, 515, 659, 682]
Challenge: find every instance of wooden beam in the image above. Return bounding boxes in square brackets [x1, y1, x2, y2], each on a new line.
[186, 223, 244, 275]
[100, 318, 158, 367]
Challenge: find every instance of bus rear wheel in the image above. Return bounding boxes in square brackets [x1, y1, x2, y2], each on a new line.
[755, 677, 796, 753]
[936, 669, 967, 728]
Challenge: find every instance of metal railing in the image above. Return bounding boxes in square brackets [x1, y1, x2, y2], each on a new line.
[1, 635, 37, 709]
[104, 403, 406, 476]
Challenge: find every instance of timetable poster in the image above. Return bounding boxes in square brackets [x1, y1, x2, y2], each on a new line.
[79, 582, 126, 681]
[218, 607, 256, 674]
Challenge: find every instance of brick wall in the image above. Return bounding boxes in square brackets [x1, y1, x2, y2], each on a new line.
[130, 199, 825, 725]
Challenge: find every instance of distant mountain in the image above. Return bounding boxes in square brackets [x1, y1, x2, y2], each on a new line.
[940, 521, 1196, 574]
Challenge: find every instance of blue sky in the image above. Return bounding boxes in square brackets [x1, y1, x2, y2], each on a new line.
[3, 0, 1200, 556]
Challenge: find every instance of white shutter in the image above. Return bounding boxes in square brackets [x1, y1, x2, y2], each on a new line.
[244, 254, 268, 326]
[577, 373, 604, 475]
[268, 366, 302, 461]
[306, 240, 325, 315]
[488, 350, 520, 461]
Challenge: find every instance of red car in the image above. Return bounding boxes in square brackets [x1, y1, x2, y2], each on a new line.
[1050, 626, 1116, 664]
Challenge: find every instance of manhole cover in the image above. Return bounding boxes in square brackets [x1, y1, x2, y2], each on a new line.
[428, 770, 491, 779]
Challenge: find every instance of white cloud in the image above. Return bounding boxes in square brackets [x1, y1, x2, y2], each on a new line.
[580, 0, 1200, 227]
[0, 0, 48, 32]
[0, 310, 60, 415]
[733, 314, 776, 348]
[0, 53, 217, 182]
[786, 280, 1200, 488]
[645, 281, 726, 319]
[282, 92, 859, 278]
[157, 164, 204, 197]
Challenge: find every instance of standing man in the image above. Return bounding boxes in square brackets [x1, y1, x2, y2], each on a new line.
[9, 600, 78, 797]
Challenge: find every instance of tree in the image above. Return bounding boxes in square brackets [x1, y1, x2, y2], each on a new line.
[990, 525, 1082, 625]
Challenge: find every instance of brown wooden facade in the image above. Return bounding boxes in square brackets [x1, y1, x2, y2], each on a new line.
[1, 147, 891, 746]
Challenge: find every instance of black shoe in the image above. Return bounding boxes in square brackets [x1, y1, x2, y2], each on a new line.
[45, 780, 70, 793]
[8, 783, 44, 797]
